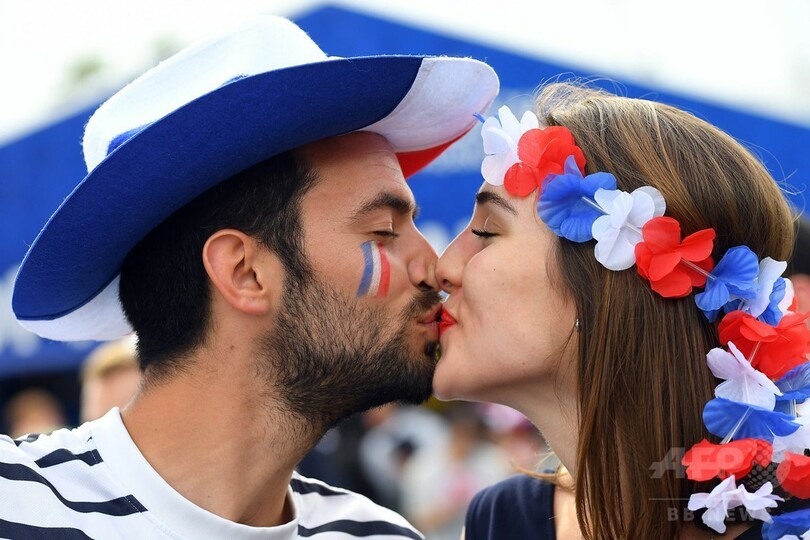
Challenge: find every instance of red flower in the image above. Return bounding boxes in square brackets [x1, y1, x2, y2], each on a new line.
[776, 452, 810, 499]
[634, 217, 715, 298]
[503, 127, 586, 197]
[682, 438, 772, 481]
[718, 310, 810, 380]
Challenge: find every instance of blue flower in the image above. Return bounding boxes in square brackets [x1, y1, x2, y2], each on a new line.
[537, 156, 617, 242]
[695, 246, 759, 322]
[760, 277, 788, 326]
[776, 362, 810, 403]
[703, 397, 800, 442]
[762, 508, 810, 540]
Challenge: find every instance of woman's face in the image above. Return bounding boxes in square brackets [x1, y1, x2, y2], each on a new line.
[434, 183, 577, 404]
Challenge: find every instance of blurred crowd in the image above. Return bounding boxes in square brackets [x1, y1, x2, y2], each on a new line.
[0, 335, 546, 540]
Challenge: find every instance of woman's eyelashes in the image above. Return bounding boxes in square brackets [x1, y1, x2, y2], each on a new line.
[470, 228, 497, 238]
[470, 216, 499, 239]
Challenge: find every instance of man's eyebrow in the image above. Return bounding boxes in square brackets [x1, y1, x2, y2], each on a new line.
[475, 191, 518, 215]
[350, 192, 420, 222]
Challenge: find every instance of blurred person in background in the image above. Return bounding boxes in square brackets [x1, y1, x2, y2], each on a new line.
[476, 403, 549, 471]
[358, 402, 449, 511]
[399, 403, 511, 540]
[80, 336, 141, 423]
[435, 82, 810, 539]
[2, 387, 65, 438]
[2, 15, 497, 539]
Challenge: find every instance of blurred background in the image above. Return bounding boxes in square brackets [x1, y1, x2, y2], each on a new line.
[2, 1, 809, 537]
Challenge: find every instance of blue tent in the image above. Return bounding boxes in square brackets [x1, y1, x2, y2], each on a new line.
[1, 5, 808, 378]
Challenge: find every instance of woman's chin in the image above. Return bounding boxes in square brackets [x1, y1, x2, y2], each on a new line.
[432, 349, 474, 402]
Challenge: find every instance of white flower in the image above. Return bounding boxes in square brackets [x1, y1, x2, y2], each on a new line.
[746, 258, 788, 319]
[707, 342, 782, 410]
[726, 481, 782, 523]
[591, 186, 666, 270]
[779, 278, 796, 315]
[772, 414, 810, 462]
[689, 477, 783, 534]
[480, 105, 539, 186]
[688, 476, 739, 534]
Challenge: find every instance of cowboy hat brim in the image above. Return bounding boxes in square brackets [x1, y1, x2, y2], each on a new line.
[13, 55, 497, 340]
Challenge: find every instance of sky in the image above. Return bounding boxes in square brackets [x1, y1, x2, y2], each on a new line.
[1, 0, 809, 145]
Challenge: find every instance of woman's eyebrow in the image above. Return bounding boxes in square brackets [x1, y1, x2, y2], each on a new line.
[475, 191, 518, 216]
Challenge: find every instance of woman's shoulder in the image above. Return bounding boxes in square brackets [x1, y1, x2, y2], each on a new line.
[471, 473, 556, 506]
[465, 474, 556, 540]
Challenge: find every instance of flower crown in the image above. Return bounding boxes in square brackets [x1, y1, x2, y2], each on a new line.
[480, 106, 810, 538]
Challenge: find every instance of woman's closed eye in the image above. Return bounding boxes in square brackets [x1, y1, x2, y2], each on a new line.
[470, 217, 499, 239]
[470, 228, 497, 239]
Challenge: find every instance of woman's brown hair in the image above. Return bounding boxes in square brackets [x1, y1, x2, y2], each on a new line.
[535, 82, 796, 539]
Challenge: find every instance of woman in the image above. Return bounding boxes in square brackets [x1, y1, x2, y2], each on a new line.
[435, 82, 810, 539]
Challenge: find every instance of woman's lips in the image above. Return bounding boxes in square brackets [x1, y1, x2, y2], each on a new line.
[439, 310, 457, 335]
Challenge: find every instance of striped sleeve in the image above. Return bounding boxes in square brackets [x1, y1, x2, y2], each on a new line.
[0, 428, 151, 539]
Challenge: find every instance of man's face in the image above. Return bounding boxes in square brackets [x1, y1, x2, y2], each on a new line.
[261, 132, 442, 432]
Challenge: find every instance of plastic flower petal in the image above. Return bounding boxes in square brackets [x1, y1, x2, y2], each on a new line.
[719, 311, 810, 380]
[707, 342, 782, 410]
[503, 126, 586, 197]
[777, 363, 810, 403]
[776, 453, 810, 499]
[688, 475, 739, 534]
[480, 106, 539, 187]
[682, 438, 773, 481]
[537, 156, 616, 242]
[761, 278, 789, 326]
[634, 217, 715, 297]
[779, 278, 798, 315]
[592, 186, 666, 270]
[703, 398, 800, 442]
[696, 246, 760, 322]
[747, 258, 789, 320]
[762, 509, 810, 540]
[772, 415, 810, 462]
[691, 477, 783, 534]
[727, 481, 782, 523]
[772, 534, 810, 540]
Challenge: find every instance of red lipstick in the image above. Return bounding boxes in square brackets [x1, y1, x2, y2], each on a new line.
[439, 309, 457, 335]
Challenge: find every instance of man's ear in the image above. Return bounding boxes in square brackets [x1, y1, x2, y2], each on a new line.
[202, 229, 280, 315]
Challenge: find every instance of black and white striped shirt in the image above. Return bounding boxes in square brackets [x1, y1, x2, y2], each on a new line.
[0, 408, 423, 539]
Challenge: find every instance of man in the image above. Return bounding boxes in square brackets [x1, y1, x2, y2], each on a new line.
[3, 16, 497, 538]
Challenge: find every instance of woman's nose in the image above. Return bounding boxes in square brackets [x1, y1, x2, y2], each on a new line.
[436, 234, 467, 294]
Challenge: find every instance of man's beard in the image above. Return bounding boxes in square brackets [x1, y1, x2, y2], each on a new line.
[259, 271, 440, 436]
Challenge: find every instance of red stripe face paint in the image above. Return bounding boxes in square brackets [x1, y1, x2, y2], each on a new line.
[357, 241, 391, 298]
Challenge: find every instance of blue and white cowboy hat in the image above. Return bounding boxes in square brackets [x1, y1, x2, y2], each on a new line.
[12, 16, 498, 342]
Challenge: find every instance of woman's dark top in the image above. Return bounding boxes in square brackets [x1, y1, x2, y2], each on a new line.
[465, 474, 556, 540]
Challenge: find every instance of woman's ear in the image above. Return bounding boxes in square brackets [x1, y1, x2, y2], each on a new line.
[202, 229, 280, 316]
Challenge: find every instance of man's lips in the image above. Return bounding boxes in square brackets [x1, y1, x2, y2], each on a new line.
[439, 309, 457, 334]
[418, 304, 442, 325]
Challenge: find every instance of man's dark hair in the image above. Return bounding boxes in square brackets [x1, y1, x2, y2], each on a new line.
[119, 151, 317, 380]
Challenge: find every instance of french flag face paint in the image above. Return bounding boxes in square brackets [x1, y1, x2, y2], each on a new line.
[357, 241, 391, 298]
